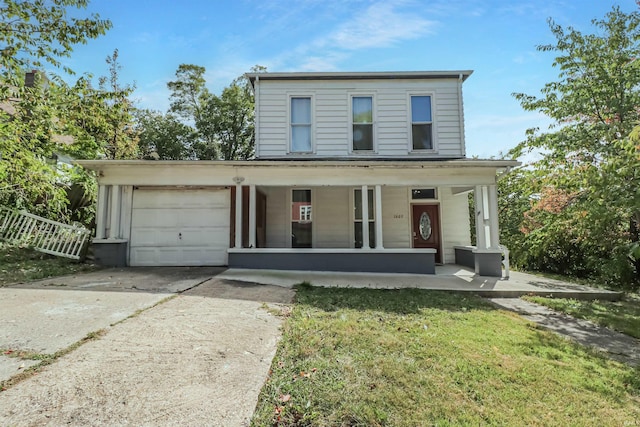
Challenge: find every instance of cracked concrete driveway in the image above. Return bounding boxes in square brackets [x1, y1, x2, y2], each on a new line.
[0, 268, 295, 426]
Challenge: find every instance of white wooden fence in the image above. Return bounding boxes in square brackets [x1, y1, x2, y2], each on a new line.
[0, 207, 91, 260]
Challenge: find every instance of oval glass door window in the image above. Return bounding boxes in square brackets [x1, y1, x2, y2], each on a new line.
[419, 212, 432, 240]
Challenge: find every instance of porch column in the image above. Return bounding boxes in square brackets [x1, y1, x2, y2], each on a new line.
[248, 184, 256, 248]
[95, 185, 108, 239]
[235, 184, 242, 248]
[474, 185, 488, 249]
[108, 185, 120, 239]
[374, 185, 384, 249]
[361, 185, 369, 249]
[488, 184, 500, 249]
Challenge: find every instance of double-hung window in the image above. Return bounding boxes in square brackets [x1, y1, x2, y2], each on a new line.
[352, 96, 373, 151]
[291, 97, 312, 152]
[411, 95, 433, 150]
[354, 189, 375, 248]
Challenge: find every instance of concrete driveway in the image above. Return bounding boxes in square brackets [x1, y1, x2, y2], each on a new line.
[0, 268, 294, 426]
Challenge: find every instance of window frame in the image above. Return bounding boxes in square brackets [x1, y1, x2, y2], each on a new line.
[290, 188, 313, 248]
[408, 93, 436, 153]
[288, 94, 315, 154]
[352, 188, 376, 248]
[349, 93, 376, 153]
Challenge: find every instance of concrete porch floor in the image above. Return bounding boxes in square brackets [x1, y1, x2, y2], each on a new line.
[219, 264, 622, 301]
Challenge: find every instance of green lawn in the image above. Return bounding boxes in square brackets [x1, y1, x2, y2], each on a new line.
[252, 285, 640, 426]
[523, 294, 640, 339]
[0, 244, 98, 287]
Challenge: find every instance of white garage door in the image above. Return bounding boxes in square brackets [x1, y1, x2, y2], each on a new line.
[129, 188, 230, 266]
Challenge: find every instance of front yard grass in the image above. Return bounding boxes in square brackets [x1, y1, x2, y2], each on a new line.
[523, 294, 640, 339]
[252, 285, 640, 426]
[0, 244, 98, 287]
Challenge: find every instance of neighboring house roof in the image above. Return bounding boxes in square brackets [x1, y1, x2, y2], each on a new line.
[246, 70, 474, 88]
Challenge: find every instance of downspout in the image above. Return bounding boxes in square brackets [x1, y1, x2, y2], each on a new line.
[458, 73, 465, 157]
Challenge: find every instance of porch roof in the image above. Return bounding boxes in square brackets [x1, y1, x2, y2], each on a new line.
[77, 158, 519, 170]
[76, 159, 520, 187]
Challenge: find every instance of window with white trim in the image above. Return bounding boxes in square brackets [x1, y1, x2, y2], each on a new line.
[354, 188, 375, 248]
[299, 205, 312, 221]
[411, 95, 433, 150]
[291, 97, 312, 152]
[352, 96, 373, 151]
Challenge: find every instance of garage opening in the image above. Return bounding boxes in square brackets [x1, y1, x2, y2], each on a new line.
[129, 187, 230, 266]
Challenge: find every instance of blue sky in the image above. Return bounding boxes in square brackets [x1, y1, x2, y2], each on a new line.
[63, 0, 638, 158]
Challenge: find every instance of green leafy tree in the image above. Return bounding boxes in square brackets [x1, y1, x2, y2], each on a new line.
[0, 74, 68, 217]
[507, 6, 640, 288]
[167, 64, 217, 159]
[0, 0, 113, 223]
[0, 0, 111, 84]
[134, 109, 195, 160]
[201, 77, 254, 160]
[166, 64, 265, 160]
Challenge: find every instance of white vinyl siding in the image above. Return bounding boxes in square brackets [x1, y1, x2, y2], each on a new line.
[439, 187, 471, 263]
[263, 187, 288, 248]
[315, 188, 350, 248]
[255, 79, 464, 159]
[381, 187, 410, 248]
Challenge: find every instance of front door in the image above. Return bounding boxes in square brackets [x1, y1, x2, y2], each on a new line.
[412, 204, 441, 263]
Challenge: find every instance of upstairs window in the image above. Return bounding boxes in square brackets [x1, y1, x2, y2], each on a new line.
[352, 96, 373, 151]
[291, 97, 312, 152]
[411, 95, 433, 150]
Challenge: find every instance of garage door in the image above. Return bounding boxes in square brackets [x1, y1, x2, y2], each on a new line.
[129, 188, 230, 266]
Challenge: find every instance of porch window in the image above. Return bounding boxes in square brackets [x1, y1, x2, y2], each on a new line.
[292, 189, 312, 248]
[352, 96, 373, 151]
[412, 188, 437, 199]
[354, 188, 375, 248]
[411, 95, 433, 150]
[291, 97, 312, 152]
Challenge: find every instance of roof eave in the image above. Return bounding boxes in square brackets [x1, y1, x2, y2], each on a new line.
[246, 70, 474, 88]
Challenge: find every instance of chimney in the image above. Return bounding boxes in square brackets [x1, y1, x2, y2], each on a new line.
[25, 70, 38, 87]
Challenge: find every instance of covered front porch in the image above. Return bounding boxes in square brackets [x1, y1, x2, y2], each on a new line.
[78, 159, 515, 277]
[225, 162, 509, 277]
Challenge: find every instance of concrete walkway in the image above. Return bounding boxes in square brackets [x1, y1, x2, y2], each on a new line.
[219, 265, 622, 300]
[0, 272, 294, 426]
[489, 298, 640, 367]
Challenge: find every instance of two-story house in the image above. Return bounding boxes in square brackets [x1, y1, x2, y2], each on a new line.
[79, 71, 518, 276]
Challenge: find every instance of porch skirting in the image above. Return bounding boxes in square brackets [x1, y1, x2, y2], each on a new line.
[228, 248, 436, 274]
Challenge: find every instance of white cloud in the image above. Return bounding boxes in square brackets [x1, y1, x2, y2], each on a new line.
[264, 0, 438, 71]
[326, 1, 437, 50]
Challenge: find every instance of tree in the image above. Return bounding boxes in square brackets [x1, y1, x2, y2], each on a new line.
[166, 64, 265, 160]
[97, 49, 138, 159]
[507, 6, 640, 288]
[0, 0, 111, 84]
[0, 73, 68, 217]
[54, 49, 138, 160]
[134, 110, 195, 160]
[201, 76, 255, 160]
[167, 64, 217, 159]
